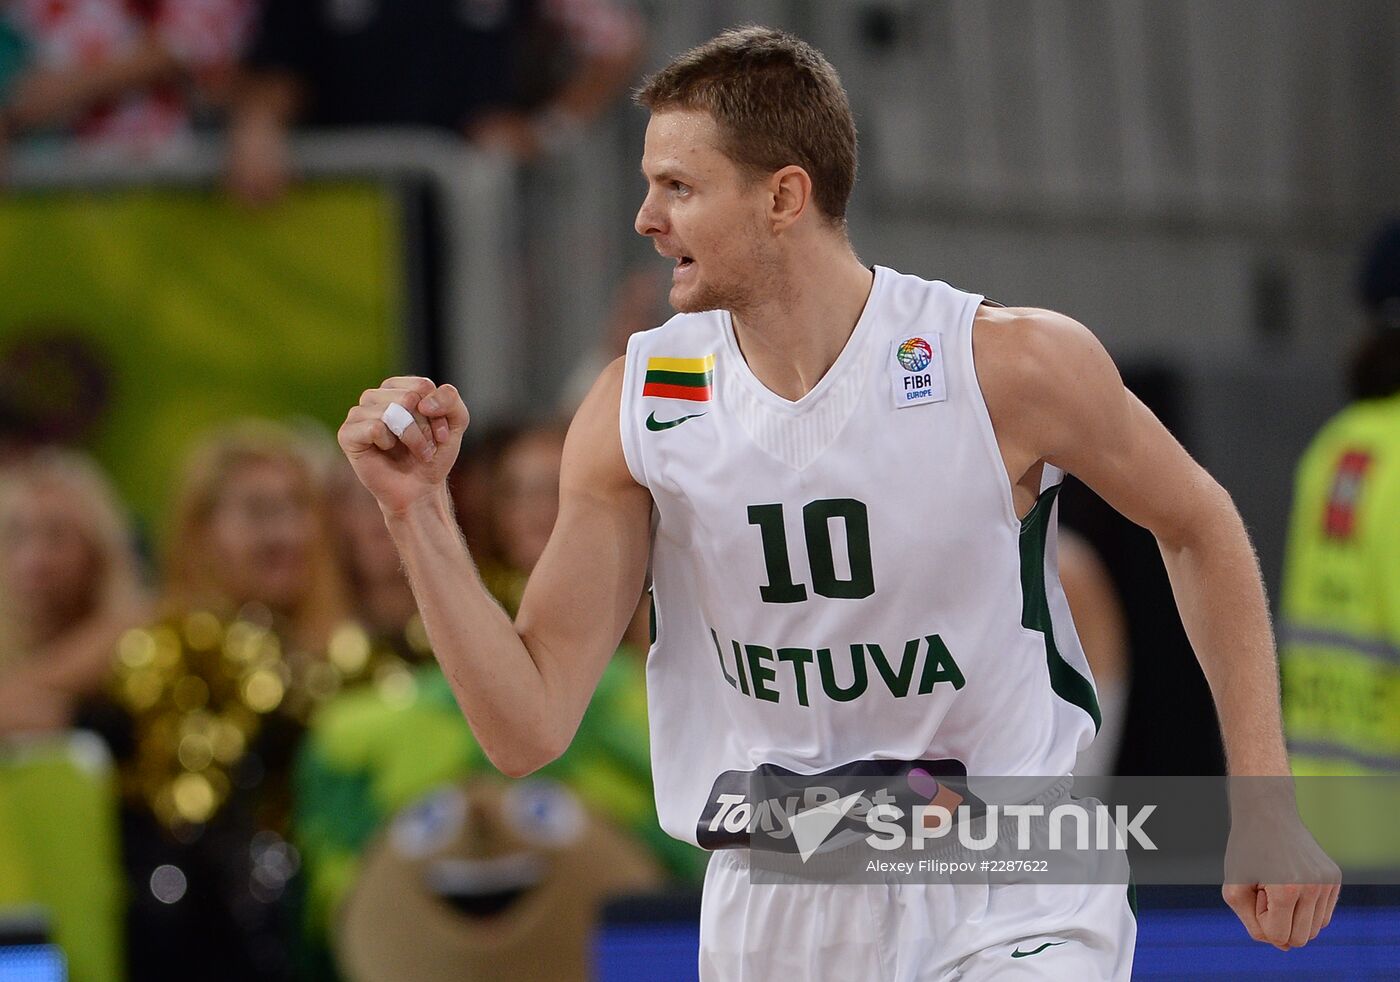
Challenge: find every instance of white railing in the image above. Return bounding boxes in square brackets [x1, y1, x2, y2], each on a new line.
[7, 128, 520, 420]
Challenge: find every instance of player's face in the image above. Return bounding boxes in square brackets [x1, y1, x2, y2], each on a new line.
[635, 109, 773, 313]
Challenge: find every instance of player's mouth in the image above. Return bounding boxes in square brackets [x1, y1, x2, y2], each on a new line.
[674, 256, 696, 278]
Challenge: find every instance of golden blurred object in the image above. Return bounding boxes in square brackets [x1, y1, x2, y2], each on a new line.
[223, 620, 265, 664]
[177, 734, 214, 773]
[118, 628, 156, 669]
[329, 623, 372, 675]
[243, 668, 286, 714]
[183, 611, 224, 651]
[210, 718, 247, 764]
[151, 626, 182, 669]
[112, 611, 432, 834]
[121, 669, 164, 712]
[172, 772, 217, 825]
[180, 711, 215, 739]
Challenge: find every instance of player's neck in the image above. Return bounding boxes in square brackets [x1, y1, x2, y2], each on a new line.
[728, 244, 873, 402]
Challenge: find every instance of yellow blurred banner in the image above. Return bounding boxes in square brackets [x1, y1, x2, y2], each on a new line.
[0, 182, 405, 536]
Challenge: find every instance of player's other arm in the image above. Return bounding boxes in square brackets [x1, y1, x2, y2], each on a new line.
[338, 358, 651, 777]
[977, 307, 1339, 949]
[977, 308, 1286, 773]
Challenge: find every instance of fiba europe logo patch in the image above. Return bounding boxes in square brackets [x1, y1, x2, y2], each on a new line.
[896, 337, 933, 373]
[888, 334, 945, 409]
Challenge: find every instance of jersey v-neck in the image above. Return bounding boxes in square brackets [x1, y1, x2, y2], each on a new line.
[718, 265, 887, 416]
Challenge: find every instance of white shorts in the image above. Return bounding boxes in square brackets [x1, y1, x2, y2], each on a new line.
[698, 849, 1137, 981]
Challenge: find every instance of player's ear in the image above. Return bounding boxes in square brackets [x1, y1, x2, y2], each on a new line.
[768, 165, 812, 233]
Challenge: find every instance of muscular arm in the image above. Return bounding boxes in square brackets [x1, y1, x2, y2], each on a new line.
[977, 307, 1338, 948]
[343, 358, 651, 776]
[976, 307, 1284, 776]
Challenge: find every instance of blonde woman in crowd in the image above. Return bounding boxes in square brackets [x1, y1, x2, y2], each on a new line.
[159, 418, 349, 660]
[0, 448, 148, 734]
[0, 448, 143, 981]
[103, 419, 358, 982]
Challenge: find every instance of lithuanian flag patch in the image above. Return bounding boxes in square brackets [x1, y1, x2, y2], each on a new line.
[643, 354, 715, 402]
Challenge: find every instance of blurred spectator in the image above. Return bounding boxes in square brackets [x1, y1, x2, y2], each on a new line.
[448, 422, 518, 563]
[0, 449, 140, 982]
[326, 459, 433, 667]
[0, 0, 253, 160]
[1059, 528, 1130, 777]
[0, 448, 147, 734]
[158, 419, 348, 656]
[1281, 221, 1400, 779]
[479, 421, 567, 611]
[96, 419, 370, 981]
[226, 0, 644, 203]
[292, 422, 702, 979]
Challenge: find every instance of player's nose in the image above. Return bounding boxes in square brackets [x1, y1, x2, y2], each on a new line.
[635, 191, 666, 238]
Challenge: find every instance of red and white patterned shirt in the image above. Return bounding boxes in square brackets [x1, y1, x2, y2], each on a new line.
[9, 0, 253, 155]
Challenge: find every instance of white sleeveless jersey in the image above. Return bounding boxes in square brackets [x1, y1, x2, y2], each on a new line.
[618, 266, 1101, 848]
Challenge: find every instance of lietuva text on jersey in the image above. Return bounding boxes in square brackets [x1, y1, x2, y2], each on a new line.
[708, 628, 965, 706]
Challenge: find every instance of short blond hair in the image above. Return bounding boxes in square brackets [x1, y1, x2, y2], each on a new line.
[636, 26, 858, 227]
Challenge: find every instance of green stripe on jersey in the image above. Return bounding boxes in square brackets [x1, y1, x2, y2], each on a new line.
[644, 368, 713, 387]
[1019, 483, 1102, 731]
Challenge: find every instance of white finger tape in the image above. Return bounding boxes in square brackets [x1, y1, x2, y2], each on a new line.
[381, 402, 415, 439]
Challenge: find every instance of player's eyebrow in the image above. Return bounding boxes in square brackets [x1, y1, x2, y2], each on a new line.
[641, 164, 694, 184]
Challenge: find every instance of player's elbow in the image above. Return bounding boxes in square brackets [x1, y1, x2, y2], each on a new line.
[491, 752, 549, 780]
[1152, 471, 1242, 555]
[483, 728, 571, 779]
[486, 746, 551, 779]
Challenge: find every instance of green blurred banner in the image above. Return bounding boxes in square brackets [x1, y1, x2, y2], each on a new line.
[0, 182, 405, 536]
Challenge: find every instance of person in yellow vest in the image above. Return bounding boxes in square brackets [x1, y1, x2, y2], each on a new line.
[1281, 221, 1400, 780]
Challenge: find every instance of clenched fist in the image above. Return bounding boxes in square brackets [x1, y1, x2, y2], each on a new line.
[338, 376, 469, 515]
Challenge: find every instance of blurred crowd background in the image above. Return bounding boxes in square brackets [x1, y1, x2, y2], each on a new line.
[0, 1, 1397, 980]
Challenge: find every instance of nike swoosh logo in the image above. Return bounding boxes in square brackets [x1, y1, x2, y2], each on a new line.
[646, 411, 707, 431]
[1010, 941, 1068, 959]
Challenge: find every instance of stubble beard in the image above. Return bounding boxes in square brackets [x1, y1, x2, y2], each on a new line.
[669, 230, 774, 316]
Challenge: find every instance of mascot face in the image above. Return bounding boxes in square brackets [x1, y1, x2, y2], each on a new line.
[336, 778, 660, 982]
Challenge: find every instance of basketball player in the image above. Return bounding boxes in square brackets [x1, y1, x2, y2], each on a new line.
[339, 27, 1338, 980]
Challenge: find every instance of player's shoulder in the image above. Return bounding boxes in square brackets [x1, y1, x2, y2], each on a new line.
[564, 355, 642, 492]
[973, 305, 1108, 389]
[973, 304, 1094, 349]
[971, 305, 1124, 456]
